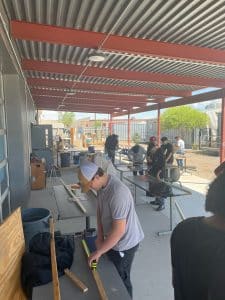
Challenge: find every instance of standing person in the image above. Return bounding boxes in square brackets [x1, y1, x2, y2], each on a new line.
[128, 143, 146, 175]
[104, 134, 119, 164]
[171, 171, 225, 300]
[146, 136, 158, 173]
[161, 136, 174, 165]
[175, 136, 185, 169]
[148, 147, 167, 211]
[78, 160, 144, 298]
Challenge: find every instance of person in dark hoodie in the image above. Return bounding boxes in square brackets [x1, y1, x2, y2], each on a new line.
[171, 171, 225, 300]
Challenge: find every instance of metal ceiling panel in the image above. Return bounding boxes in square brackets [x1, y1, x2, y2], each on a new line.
[15, 40, 225, 79]
[3, 0, 225, 49]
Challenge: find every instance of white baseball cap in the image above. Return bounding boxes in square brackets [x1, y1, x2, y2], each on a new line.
[78, 160, 98, 192]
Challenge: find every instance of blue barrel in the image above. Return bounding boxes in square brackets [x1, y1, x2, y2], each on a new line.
[88, 146, 95, 153]
[73, 154, 80, 165]
[22, 208, 51, 248]
[60, 152, 70, 167]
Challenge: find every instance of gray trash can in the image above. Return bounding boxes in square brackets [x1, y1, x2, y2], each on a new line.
[22, 208, 51, 248]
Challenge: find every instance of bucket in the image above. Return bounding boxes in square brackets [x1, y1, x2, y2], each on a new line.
[60, 152, 70, 167]
[22, 208, 51, 248]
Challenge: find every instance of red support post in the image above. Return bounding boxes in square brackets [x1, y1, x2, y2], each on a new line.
[128, 113, 130, 147]
[109, 114, 112, 135]
[220, 97, 225, 163]
[157, 105, 161, 146]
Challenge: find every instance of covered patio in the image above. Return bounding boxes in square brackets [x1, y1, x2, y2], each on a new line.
[0, 1, 224, 299]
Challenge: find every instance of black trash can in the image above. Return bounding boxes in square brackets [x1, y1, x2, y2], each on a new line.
[88, 146, 95, 153]
[60, 152, 70, 167]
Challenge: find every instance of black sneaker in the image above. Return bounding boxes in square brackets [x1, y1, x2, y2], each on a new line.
[156, 204, 165, 211]
[150, 200, 160, 205]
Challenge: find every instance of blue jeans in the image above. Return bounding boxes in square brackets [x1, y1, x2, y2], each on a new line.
[107, 244, 139, 298]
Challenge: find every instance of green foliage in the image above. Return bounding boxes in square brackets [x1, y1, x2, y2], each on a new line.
[161, 106, 209, 130]
[132, 132, 141, 144]
[94, 120, 102, 128]
[59, 112, 75, 128]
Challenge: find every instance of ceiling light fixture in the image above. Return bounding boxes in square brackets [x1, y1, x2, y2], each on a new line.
[114, 107, 120, 110]
[132, 106, 139, 109]
[66, 91, 76, 96]
[122, 109, 128, 112]
[88, 52, 106, 62]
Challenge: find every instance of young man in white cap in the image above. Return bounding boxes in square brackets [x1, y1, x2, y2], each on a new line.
[78, 160, 144, 298]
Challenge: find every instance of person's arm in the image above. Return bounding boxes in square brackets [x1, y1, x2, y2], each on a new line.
[88, 218, 126, 266]
[95, 207, 104, 249]
[165, 152, 172, 163]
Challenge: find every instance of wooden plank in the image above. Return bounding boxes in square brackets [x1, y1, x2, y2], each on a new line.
[60, 179, 87, 213]
[64, 268, 88, 293]
[81, 239, 108, 300]
[49, 218, 61, 300]
[0, 208, 27, 300]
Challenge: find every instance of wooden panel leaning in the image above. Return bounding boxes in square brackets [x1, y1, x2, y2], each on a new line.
[0, 208, 27, 300]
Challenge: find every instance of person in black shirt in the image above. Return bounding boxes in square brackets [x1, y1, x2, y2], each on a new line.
[148, 147, 167, 211]
[161, 136, 174, 164]
[171, 171, 225, 300]
[104, 134, 119, 164]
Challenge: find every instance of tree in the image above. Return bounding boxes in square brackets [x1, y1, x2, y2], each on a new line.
[161, 106, 209, 134]
[59, 112, 75, 128]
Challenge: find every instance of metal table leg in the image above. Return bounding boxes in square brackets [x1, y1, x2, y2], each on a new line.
[86, 216, 90, 230]
[157, 196, 174, 236]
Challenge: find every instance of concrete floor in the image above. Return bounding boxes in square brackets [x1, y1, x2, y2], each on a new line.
[28, 166, 210, 300]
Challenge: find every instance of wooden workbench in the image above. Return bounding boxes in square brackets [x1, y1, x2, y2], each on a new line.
[32, 237, 131, 300]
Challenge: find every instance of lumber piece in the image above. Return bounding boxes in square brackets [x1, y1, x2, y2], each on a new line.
[64, 268, 88, 293]
[49, 217, 61, 300]
[60, 178, 87, 213]
[81, 239, 108, 300]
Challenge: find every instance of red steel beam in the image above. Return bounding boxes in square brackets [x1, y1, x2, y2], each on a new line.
[11, 20, 225, 65]
[31, 91, 147, 102]
[28, 78, 191, 97]
[35, 102, 116, 114]
[32, 96, 140, 109]
[23, 60, 225, 88]
[32, 95, 146, 109]
[115, 89, 225, 116]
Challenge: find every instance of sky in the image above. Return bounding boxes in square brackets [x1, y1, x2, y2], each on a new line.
[41, 87, 220, 121]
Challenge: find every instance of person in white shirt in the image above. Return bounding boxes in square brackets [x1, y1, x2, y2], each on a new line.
[175, 136, 185, 169]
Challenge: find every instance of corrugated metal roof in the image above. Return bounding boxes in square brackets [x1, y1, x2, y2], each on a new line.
[2, 0, 225, 113]
[3, 0, 225, 49]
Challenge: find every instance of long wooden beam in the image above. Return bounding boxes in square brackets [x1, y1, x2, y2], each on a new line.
[11, 20, 225, 65]
[49, 218, 61, 300]
[22, 60, 225, 88]
[28, 78, 192, 97]
[81, 239, 108, 300]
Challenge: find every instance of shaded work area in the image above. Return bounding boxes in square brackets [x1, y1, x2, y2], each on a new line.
[24, 165, 208, 300]
[0, 1, 225, 300]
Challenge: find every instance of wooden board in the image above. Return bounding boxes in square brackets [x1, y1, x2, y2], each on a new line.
[0, 208, 27, 300]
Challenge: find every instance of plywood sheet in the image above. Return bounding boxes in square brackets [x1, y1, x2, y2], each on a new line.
[0, 208, 27, 300]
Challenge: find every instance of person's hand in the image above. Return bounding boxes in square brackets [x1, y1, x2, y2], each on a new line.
[88, 250, 102, 268]
[70, 183, 80, 189]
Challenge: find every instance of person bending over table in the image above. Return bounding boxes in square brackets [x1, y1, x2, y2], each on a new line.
[171, 171, 225, 300]
[78, 160, 144, 298]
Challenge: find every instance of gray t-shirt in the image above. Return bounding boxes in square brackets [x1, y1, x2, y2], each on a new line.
[97, 175, 144, 251]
